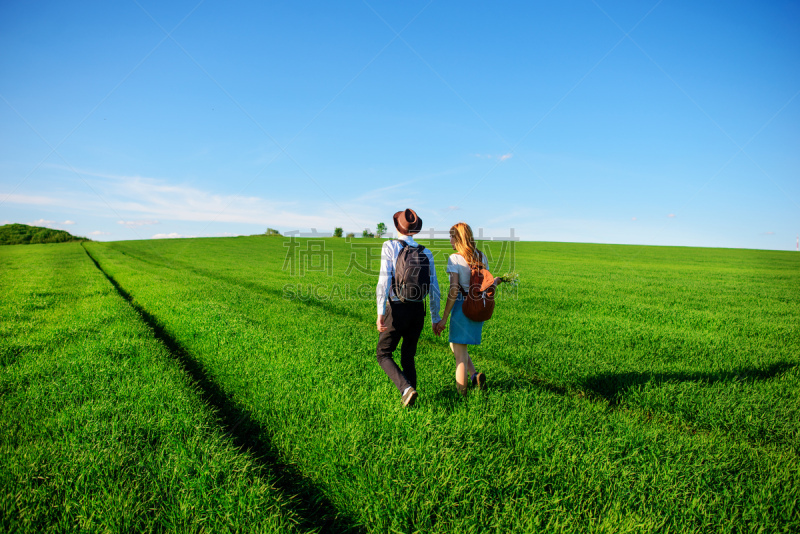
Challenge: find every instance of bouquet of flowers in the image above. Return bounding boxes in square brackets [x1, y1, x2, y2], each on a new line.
[498, 272, 519, 287]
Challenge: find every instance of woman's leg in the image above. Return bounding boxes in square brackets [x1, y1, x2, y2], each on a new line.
[450, 342, 470, 395]
[451, 343, 477, 384]
[465, 353, 476, 379]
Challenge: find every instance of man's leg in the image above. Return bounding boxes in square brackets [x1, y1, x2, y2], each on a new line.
[376, 303, 412, 393]
[398, 303, 425, 389]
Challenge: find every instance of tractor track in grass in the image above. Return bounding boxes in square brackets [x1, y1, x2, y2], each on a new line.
[96, 243, 800, 455]
[81, 243, 366, 534]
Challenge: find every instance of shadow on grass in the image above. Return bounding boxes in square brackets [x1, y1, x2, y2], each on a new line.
[83, 245, 364, 534]
[427, 386, 468, 410]
[491, 372, 571, 397]
[581, 362, 796, 406]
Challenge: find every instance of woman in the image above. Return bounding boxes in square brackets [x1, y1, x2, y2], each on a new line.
[434, 222, 501, 395]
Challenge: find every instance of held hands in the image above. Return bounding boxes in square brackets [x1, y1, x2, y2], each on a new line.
[376, 315, 388, 333]
[433, 320, 447, 336]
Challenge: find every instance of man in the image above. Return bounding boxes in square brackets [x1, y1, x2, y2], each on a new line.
[376, 208, 441, 407]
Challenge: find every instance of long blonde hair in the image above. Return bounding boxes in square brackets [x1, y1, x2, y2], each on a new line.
[450, 222, 484, 268]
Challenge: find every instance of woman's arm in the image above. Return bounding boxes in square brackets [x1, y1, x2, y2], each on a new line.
[482, 251, 503, 287]
[435, 272, 460, 334]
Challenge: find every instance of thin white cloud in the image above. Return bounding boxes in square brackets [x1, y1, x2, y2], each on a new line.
[152, 232, 192, 239]
[667, 213, 676, 218]
[351, 174, 439, 205]
[2, 193, 61, 206]
[26, 218, 78, 230]
[89, 230, 111, 236]
[25, 219, 75, 230]
[109, 174, 346, 229]
[30, 218, 56, 226]
[346, 167, 472, 231]
[21, 164, 484, 234]
[5, 170, 359, 231]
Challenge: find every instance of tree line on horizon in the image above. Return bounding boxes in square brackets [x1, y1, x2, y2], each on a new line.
[266, 223, 388, 239]
[0, 224, 90, 246]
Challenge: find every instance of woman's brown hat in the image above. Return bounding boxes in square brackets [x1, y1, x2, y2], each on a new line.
[393, 208, 423, 235]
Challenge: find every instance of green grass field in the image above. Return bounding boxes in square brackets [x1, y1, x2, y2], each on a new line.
[2, 237, 798, 533]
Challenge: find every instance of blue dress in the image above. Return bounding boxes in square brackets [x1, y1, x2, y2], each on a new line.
[449, 293, 483, 345]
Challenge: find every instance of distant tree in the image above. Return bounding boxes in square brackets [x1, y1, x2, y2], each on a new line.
[376, 222, 387, 238]
[362, 229, 374, 238]
[333, 227, 343, 238]
[346, 232, 355, 238]
[0, 223, 89, 246]
[265, 228, 281, 236]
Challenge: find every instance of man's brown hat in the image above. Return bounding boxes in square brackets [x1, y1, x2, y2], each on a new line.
[393, 208, 423, 235]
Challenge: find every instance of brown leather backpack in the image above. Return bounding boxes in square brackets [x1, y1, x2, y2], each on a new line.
[462, 261, 496, 322]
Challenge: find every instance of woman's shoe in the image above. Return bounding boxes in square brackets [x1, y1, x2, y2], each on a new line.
[475, 372, 487, 390]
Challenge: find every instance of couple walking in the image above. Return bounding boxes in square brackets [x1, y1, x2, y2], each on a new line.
[376, 208, 500, 407]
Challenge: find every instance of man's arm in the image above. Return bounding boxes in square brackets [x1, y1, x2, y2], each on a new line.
[427, 249, 441, 324]
[376, 241, 394, 330]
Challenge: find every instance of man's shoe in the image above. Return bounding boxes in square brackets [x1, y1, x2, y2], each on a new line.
[475, 372, 487, 391]
[402, 387, 418, 407]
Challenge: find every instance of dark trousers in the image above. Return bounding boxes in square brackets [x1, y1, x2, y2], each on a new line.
[377, 300, 425, 393]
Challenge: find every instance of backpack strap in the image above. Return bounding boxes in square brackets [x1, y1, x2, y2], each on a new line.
[391, 240, 406, 290]
[391, 240, 407, 270]
[393, 240, 407, 271]
[395, 240, 425, 252]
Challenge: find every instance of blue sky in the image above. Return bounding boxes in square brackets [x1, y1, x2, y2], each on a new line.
[1, 1, 798, 249]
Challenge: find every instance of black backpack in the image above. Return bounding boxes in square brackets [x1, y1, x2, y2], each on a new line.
[392, 241, 430, 302]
